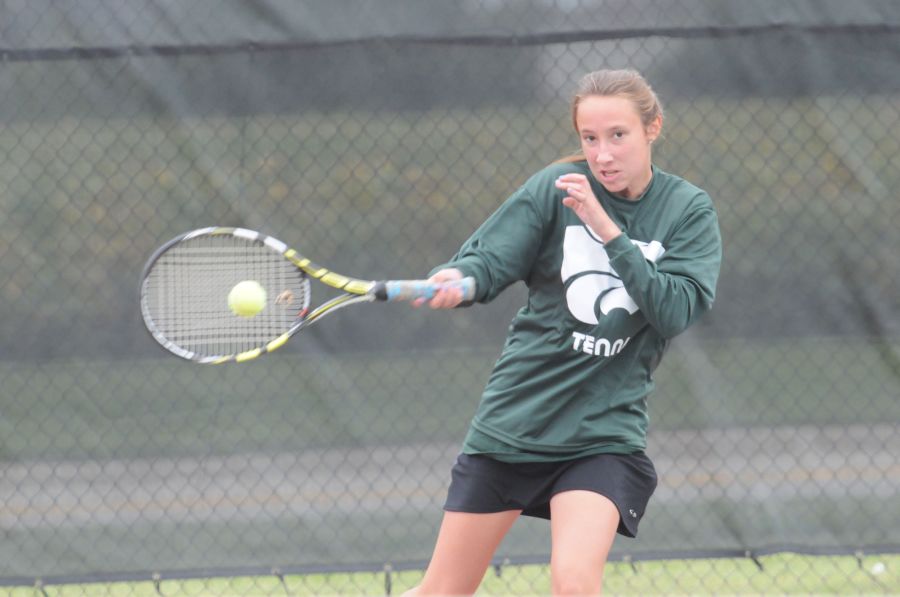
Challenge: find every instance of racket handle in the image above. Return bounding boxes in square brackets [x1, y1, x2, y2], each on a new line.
[373, 277, 476, 303]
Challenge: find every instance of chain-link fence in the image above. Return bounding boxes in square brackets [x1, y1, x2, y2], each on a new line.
[2, 1, 899, 594]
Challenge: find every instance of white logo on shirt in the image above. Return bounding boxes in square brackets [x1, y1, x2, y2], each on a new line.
[561, 226, 665, 324]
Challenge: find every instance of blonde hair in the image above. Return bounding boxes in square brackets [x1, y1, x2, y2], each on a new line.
[556, 69, 664, 163]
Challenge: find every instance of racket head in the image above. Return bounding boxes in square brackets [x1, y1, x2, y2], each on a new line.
[140, 227, 312, 363]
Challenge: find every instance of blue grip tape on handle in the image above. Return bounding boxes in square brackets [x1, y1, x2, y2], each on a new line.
[384, 277, 476, 302]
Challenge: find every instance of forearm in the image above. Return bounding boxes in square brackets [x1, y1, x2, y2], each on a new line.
[605, 234, 719, 338]
[432, 188, 545, 303]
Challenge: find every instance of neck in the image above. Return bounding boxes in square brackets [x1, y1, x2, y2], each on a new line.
[616, 167, 653, 201]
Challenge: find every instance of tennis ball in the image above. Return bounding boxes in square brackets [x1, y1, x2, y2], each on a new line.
[228, 280, 267, 317]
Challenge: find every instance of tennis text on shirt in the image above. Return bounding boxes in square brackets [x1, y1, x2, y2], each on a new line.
[562, 225, 664, 357]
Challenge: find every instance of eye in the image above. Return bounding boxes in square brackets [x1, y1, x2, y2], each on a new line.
[612, 130, 626, 139]
[582, 134, 597, 144]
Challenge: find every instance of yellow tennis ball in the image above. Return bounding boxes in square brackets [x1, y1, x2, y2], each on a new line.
[228, 280, 267, 317]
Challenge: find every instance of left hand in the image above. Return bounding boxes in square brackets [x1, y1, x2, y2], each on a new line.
[556, 173, 621, 242]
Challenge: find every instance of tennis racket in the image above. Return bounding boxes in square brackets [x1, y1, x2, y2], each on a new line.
[139, 226, 475, 364]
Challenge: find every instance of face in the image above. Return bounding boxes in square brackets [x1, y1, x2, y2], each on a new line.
[576, 95, 660, 199]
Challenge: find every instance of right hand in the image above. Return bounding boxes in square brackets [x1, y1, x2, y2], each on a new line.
[413, 268, 466, 309]
[556, 173, 622, 242]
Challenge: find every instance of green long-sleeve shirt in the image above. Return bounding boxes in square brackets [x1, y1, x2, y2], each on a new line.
[437, 161, 722, 462]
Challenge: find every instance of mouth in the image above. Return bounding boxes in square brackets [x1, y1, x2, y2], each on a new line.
[597, 169, 620, 182]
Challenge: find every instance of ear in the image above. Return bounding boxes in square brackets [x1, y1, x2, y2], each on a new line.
[646, 115, 663, 144]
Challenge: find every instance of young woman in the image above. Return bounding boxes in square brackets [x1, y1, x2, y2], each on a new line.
[407, 68, 722, 596]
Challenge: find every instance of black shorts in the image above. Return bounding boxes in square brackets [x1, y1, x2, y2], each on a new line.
[443, 451, 658, 538]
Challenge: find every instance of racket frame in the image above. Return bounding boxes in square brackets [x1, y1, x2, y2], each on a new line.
[140, 226, 473, 364]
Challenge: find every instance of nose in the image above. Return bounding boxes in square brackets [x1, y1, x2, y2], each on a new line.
[593, 147, 613, 164]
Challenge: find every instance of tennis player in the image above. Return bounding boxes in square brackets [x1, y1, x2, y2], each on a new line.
[406, 69, 722, 596]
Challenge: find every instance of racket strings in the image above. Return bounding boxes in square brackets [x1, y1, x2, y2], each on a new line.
[143, 235, 311, 357]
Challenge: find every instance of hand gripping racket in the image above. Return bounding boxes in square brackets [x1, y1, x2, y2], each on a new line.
[139, 227, 475, 364]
